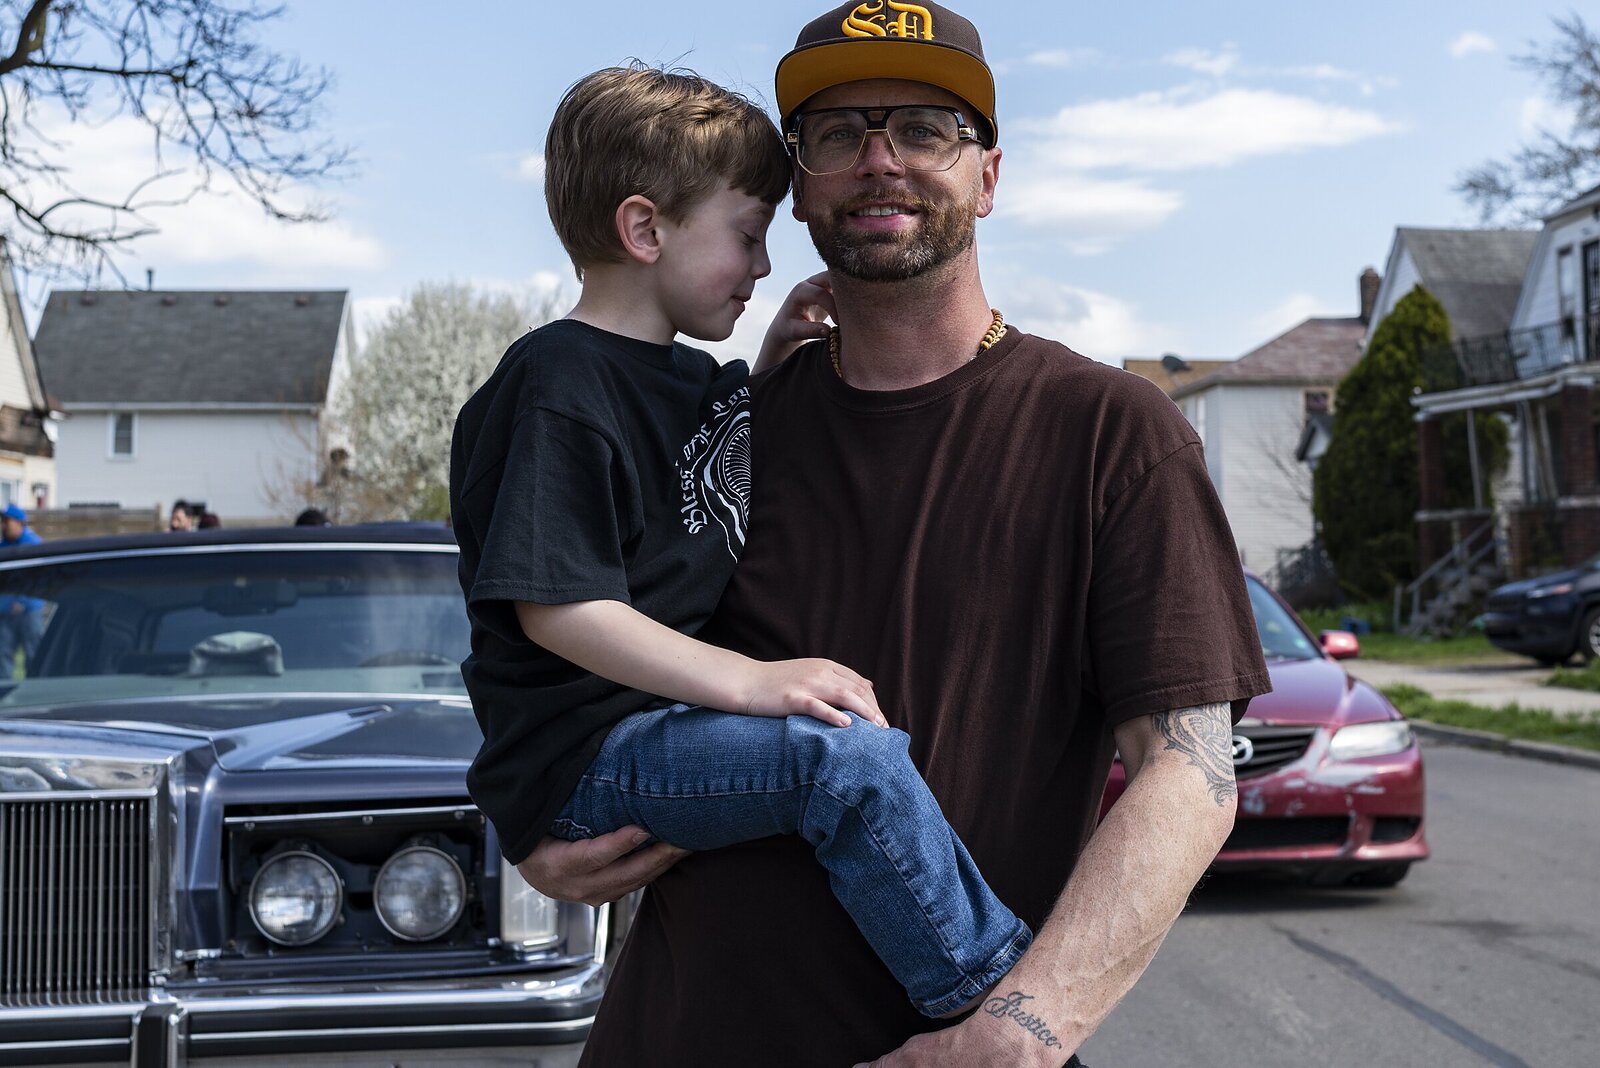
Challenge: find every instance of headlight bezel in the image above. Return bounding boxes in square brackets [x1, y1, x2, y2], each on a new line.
[1328, 719, 1415, 761]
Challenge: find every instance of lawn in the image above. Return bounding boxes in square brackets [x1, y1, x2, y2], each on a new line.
[1296, 605, 1502, 664]
[1382, 683, 1600, 752]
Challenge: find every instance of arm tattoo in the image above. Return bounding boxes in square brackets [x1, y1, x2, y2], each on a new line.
[982, 991, 1065, 1051]
[1151, 702, 1236, 807]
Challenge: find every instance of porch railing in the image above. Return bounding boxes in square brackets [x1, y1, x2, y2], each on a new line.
[1421, 319, 1587, 393]
[1394, 517, 1500, 635]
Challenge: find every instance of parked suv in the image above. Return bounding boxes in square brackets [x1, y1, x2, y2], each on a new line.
[1482, 555, 1600, 663]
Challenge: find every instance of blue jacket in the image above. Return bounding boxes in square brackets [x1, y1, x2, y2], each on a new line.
[1, 527, 43, 612]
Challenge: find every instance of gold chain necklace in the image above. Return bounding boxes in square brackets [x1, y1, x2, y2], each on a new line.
[830, 308, 1007, 377]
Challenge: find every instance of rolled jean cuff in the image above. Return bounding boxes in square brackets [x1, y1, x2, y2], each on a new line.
[917, 919, 1033, 1017]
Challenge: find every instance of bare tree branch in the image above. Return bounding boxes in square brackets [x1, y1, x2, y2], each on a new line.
[1458, 13, 1600, 223]
[0, 0, 351, 281]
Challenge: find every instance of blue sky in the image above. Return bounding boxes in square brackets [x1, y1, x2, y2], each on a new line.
[27, 1, 1582, 365]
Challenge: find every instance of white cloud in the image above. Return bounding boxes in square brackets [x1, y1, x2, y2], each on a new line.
[1164, 46, 1240, 78]
[1521, 95, 1577, 136]
[1004, 277, 1180, 364]
[1247, 293, 1340, 341]
[517, 152, 546, 183]
[996, 170, 1183, 254]
[1023, 48, 1101, 69]
[1015, 86, 1404, 172]
[20, 103, 383, 275]
[1450, 32, 1496, 58]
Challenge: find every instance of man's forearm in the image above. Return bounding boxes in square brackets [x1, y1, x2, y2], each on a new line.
[962, 704, 1236, 1064]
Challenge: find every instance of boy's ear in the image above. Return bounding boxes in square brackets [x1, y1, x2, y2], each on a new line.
[615, 195, 662, 264]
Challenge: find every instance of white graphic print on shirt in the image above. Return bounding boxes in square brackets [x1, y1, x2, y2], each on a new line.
[675, 385, 751, 559]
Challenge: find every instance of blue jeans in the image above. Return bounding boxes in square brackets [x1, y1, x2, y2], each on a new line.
[553, 705, 1032, 1017]
[0, 606, 43, 677]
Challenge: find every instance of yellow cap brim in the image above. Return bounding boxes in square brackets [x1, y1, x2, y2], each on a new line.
[775, 39, 997, 143]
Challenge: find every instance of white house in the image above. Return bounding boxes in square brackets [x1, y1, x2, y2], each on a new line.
[1166, 275, 1373, 577]
[0, 242, 55, 511]
[32, 290, 353, 527]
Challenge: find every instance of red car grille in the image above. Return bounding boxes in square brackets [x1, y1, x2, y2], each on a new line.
[1224, 816, 1349, 850]
[1236, 724, 1317, 778]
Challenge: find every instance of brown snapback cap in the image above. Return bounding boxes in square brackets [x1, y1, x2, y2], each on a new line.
[775, 1, 998, 145]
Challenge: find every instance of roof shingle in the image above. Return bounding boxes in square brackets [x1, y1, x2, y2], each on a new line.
[33, 290, 348, 406]
[1170, 317, 1367, 400]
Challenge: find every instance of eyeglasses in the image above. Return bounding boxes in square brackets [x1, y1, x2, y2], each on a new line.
[786, 106, 983, 176]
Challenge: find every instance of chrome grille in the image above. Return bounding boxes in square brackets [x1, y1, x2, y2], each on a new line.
[0, 797, 152, 1002]
[1236, 724, 1317, 778]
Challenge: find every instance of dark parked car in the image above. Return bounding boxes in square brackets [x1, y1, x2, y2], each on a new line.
[1102, 573, 1429, 886]
[1482, 557, 1600, 663]
[0, 527, 606, 1067]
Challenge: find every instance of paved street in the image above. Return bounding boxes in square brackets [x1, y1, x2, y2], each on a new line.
[1346, 657, 1600, 718]
[1080, 741, 1600, 1067]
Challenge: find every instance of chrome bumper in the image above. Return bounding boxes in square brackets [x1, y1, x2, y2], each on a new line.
[0, 963, 604, 1067]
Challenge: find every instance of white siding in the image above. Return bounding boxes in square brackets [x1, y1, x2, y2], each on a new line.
[1369, 246, 1421, 334]
[1515, 213, 1600, 331]
[54, 409, 318, 524]
[1213, 384, 1318, 573]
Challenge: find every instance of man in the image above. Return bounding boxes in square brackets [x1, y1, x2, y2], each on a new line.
[169, 499, 195, 532]
[523, 4, 1271, 1065]
[0, 503, 44, 677]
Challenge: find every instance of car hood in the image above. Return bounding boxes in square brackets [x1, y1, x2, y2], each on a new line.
[1490, 569, 1582, 599]
[0, 695, 481, 771]
[1247, 656, 1395, 726]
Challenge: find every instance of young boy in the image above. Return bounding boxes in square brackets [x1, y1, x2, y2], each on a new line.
[449, 65, 1029, 1018]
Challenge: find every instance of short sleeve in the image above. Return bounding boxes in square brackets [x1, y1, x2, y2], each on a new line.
[467, 407, 634, 608]
[1086, 442, 1270, 725]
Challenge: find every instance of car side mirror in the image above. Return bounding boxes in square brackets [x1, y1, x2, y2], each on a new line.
[1320, 630, 1360, 660]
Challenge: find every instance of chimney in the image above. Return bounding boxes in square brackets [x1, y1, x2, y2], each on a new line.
[1358, 267, 1381, 324]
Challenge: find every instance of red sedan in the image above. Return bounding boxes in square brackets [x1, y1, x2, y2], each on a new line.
[1101, 573, 1429, 886]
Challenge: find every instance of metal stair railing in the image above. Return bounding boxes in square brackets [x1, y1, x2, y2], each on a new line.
[1394, 518, 1500, 635]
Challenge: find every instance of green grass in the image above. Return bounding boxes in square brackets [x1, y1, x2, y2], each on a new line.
[1382, 684, 1600, 751]
[1295, 603, 1501, 664]
[1545, 660, 1600, 692]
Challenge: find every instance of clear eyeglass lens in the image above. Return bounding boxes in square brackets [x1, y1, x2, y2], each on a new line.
[798, 108, 963, 173]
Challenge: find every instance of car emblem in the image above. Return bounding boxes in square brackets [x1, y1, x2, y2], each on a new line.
[1231, 735, 1254, 766]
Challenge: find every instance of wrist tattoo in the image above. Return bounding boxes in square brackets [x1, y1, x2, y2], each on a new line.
[1152, 702, 1237, 807]
[981, 991, 1065, 1051]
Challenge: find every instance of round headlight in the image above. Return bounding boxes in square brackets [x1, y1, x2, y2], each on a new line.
[249, 850, 342, 946]
[374, 845, 466, 942]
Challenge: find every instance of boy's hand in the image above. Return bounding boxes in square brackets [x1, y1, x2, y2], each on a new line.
[741, 658, 887, 728]
[753, 272, 835, 373]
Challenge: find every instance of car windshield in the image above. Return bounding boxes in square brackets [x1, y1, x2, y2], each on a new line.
[0, 546, 470, 711]
[1247, 575, 1321, 661]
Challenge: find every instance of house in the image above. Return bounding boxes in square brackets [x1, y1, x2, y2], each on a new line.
[1403, 189, 1600, 584]
[1165, 272, 1375, 579]
[1119, 356, 1229, 396]
[0, 242, 56, 511]
[32, 290, 353, 527]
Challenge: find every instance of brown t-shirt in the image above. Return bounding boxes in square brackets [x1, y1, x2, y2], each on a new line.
[579, 330, 1270, 1067]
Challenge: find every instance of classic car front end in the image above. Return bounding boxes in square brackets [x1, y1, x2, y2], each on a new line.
[0, 529, 609, 1067]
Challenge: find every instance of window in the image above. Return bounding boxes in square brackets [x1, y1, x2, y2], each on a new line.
[109, 412, 135, 458]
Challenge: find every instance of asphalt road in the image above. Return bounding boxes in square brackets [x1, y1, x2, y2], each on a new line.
[1078, 741, 1600, 1068]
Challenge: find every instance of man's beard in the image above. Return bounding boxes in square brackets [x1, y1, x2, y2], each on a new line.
[806, 185, 978, 282]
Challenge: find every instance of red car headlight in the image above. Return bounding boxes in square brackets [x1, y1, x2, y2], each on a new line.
[1329, 721, 1414, 761]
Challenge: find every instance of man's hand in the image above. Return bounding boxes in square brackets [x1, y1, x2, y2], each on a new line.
[515, 826, 688, 907]
[852, 1011, 1060, 1068]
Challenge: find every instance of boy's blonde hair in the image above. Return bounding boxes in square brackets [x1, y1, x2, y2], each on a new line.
[546, 65, 792, 277]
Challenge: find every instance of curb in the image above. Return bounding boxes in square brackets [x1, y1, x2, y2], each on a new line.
[1409, 719, 1600, 771]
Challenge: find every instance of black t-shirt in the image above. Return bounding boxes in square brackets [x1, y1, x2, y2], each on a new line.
[449, 319, 750, 863]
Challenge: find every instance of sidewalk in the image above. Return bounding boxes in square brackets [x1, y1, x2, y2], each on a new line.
[1345, 656, 1600, 718]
